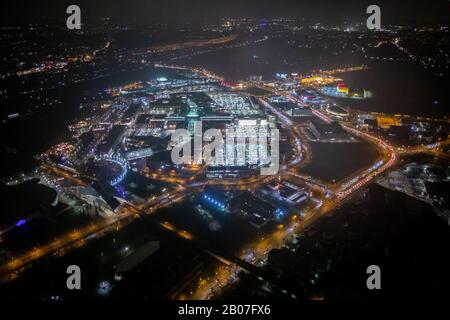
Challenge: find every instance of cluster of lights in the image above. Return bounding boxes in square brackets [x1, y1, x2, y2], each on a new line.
[16, 219, 27, 227]
[275, 208, 285, 218]
[203, 194, 226, 211]
[311, 109, 333, 124]
[208, 93, 259, 116]
[258, 98, 293, 126]
[96, 153, 129, 186]
[337, 126, 397, 199]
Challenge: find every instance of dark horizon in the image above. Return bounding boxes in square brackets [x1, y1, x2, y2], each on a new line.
[1, 0, 450, 26]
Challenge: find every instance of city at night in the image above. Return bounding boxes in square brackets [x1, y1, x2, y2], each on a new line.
[0, 0, 449, 314]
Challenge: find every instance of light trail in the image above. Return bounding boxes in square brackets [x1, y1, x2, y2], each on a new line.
[5, 62, 433, 300]
[183, 87, 399, 300]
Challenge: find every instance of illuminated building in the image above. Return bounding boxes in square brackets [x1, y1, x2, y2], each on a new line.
[300, 75, 338, 86]
[337, 82, 349, 95]
[376, 115, 402, 129]
[208, 93, 260, 116]
[364, 90, 373, 98]
[292, 108, 313, 117]
[125, 147, 153, 161]
[249, 75, 263, 82]
[357, 114, 377, 130]
[266, 179, 308, 204]
[229, 191, 279, 228]
[326, 105, 349, 117]
[201, 187, 229, 212]
[202, 119, 275, 168]
[296, 89, 327, 105]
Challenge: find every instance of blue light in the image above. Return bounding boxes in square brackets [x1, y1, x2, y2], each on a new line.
[275, 208, 285, 217]
[203, 194, 226, 211]
[16, 219, 26, 227]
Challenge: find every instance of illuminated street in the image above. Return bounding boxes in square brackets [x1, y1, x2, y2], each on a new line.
[0, 1, 449, 307]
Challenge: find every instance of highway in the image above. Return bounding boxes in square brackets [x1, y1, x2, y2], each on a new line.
[180, 80, 400, 300]
[398, 138, 450, 160]
[0, 183, 189, 282]
[1, 63, 442, 300]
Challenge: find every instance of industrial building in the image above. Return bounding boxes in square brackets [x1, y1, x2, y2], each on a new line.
[308, 120, 349, 141]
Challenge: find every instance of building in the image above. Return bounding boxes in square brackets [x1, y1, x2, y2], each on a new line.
[277, 180, 308, 204]
[249, 75, 263, 82]
[125, 147, 153, 161]
[336, 82, 349, 95]
[0, 179, 58, 235]
[201, 187, 230, 211]
[121, 103, 142, 125]
[208, 93, 260, 116]
[376, 115, 402, 129]
[210, 119, 274, 168]
[308, 120, 348, 141]
[357, 114, 377, 130]
[74, 131, 96, 160]
[229, 191, 280, 228]
[115, 241, 160, 274]
[97, 125, 126, 155]
[326, 105, 349, 117]
[205, 166, 257, 179]
[292, 107, 313, 117]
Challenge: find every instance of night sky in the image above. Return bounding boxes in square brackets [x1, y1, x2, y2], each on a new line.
[1, 0, 449, 25]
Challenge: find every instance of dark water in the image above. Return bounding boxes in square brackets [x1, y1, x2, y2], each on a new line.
[178, 38, 448, 117]
[302, 140, 380, 182]
[338, 61, 449, 117]
[2, 38, 447, 176]
[176, 36, 362, 81]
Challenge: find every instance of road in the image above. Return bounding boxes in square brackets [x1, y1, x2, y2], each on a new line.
[0, 185, 189, 282]
[180, 82, 399, 300]
[1, 63, 440, 299]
